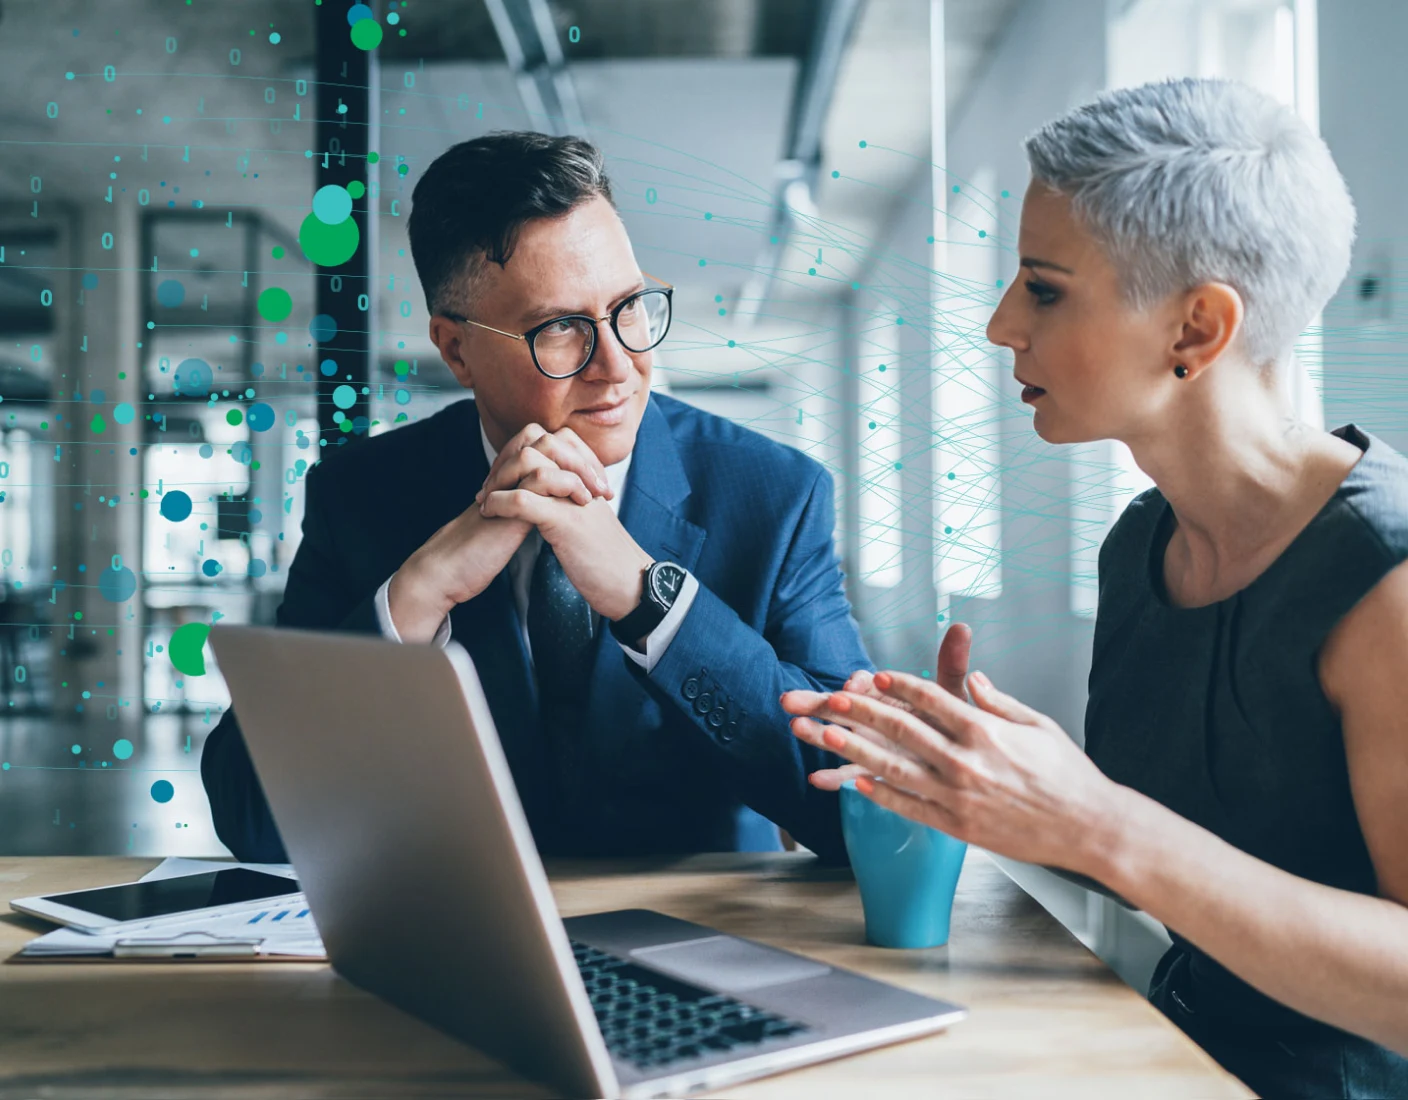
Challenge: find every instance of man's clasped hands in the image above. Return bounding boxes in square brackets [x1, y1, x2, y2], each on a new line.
[387, 422, 654, 645]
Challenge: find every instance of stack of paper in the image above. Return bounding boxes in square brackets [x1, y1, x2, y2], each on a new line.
[17, 858, 326, 961]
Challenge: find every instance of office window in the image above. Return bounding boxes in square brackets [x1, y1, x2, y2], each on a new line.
[934, 168, 1003, 600]
[857, 311, 903, 588]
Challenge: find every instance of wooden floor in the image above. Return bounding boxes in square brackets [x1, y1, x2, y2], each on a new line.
[0, 850, 1251, 1099]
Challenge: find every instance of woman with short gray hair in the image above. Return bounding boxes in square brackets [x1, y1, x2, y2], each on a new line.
[784, 78, 1408, 1098]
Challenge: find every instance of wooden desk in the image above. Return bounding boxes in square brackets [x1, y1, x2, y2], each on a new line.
[0, 851, 1250, 1099]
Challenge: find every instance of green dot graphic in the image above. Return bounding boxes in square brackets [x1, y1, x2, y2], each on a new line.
[257, 286, 293, 323]
[350, 18, 383, 50]
[298, 212, 360, 267]
[169, 622, 210, 677]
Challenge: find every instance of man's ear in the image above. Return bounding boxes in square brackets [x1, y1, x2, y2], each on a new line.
[428, 315, 476, 390]
[1172, 281, 1244, 379]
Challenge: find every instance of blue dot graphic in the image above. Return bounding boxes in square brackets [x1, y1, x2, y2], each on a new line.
[159, 490, 192, 522]
[174, 358, 211, 397]
[98, 565, 137, 603]
[332, 384, 357, 410]
[248, 558, 267, 578]
[312, 184, 353, 225]
[320, 358, 339, 377]
[346, 3, 374, 25]
[113, 738, 133, 760]
[81, 273, 99, 290]
[246, 402, 276, 432]
[113, 402, 135, 424]
[310, 314, 338, 342]
[156, 279, 185, 307]
[395, 388, 411, 405]
[150, 780, 174, 803]
[201, 559, 222, 577]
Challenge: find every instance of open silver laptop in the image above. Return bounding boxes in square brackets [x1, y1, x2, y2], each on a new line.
[209, 625, 965, 1098]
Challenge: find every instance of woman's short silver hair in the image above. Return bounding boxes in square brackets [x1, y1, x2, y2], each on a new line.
[1023, 77, 1356, 369]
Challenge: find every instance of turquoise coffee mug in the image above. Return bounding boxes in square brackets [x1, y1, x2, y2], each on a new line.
[840, 779, 968, 948]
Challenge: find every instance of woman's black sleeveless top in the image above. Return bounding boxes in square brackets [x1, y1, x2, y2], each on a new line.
[1085, 425, 1408, 1098]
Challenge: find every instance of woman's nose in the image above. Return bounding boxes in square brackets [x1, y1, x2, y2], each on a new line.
[986, 281, 1026, 352]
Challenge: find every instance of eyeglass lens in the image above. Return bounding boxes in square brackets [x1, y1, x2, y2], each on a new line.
[532, 289, 671, 378]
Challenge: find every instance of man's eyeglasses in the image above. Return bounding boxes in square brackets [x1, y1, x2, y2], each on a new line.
[441, 271, 674, 380]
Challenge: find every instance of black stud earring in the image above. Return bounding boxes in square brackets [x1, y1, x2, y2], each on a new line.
[1174, 364, 1188, 379]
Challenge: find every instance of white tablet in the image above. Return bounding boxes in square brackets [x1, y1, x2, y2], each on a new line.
[11, 867, 304, 932]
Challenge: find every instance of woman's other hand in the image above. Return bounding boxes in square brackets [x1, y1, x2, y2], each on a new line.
[783, 663, 1125, 874]
[791, 623, 973, 791]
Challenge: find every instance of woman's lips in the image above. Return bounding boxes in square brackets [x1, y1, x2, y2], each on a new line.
[1020, 384, 1046, 403]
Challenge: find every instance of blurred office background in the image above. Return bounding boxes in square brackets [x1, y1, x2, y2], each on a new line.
[0, 0, 1401, 988]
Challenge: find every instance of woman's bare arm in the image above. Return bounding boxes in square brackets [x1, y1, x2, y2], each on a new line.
[1092, 783, 1408, 1054]
[782, 560, 1408, 1054]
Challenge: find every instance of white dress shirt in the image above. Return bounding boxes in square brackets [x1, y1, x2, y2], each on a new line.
[373, 422, 698, 672]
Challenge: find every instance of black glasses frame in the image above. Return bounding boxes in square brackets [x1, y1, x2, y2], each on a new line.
[441, 271, 674, 380]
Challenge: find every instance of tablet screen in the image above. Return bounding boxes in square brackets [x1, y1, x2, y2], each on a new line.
[45, 868, 300, 922]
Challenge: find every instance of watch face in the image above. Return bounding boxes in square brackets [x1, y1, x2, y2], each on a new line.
[650, 563, 685, 606]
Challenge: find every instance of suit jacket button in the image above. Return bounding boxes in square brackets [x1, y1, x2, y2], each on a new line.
[706, 708, 725, 729]
[694, 693, 713, 715]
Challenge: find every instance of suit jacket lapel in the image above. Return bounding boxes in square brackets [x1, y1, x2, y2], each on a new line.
[617, 395, 707, 573]
[583, 396, 707, 741]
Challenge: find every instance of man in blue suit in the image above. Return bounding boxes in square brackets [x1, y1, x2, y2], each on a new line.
[201, 131, 870, 863]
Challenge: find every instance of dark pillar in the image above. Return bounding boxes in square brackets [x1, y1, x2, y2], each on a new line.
[314, 1, 374, 445]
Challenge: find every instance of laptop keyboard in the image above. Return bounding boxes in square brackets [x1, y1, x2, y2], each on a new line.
[570, 940, 812, 1070]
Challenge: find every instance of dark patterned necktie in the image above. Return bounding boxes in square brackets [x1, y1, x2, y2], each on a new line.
[526, 542, 596, 823]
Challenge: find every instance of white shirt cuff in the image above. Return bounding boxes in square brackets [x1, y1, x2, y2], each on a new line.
[619, 570, 699, 673]
[375, 575, 451, 648]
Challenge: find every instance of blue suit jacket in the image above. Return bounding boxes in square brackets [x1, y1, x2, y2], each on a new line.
[201, 392, 872, 863]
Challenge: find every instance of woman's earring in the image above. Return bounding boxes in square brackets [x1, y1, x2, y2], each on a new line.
[1174, 364, 1188, 379]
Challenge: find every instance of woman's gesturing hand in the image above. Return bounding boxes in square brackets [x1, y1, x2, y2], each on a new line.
[781, 664, 1128, 875]
[803, 623, 975, 792]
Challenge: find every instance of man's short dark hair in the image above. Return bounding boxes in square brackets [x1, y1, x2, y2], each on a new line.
[407, 131, 615, 317]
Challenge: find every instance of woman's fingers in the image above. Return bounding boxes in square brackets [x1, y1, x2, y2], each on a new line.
[811, 724, 943, 797]
[855, 776, 967, 838]
[789, 715, 923, 764]
[840, 669, 925, 718]
[843, 669, 875, 694]
[799, 696, 966, 791]
[868, 669, 989, 746]
[967, 670, 1051, 727]
[936, 622, 973, 701]
[785, 691, 909, 748]
[806, 763, 871, 791]
[825, 688, 975, 763]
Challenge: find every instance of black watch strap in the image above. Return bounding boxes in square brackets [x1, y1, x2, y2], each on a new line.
[610, 562, 686, 645]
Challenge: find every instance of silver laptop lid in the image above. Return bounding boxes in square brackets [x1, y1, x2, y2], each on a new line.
[209, 625, 618, 1098]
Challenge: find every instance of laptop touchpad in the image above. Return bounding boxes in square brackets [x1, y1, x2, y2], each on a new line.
[631, 936, 831, 993]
